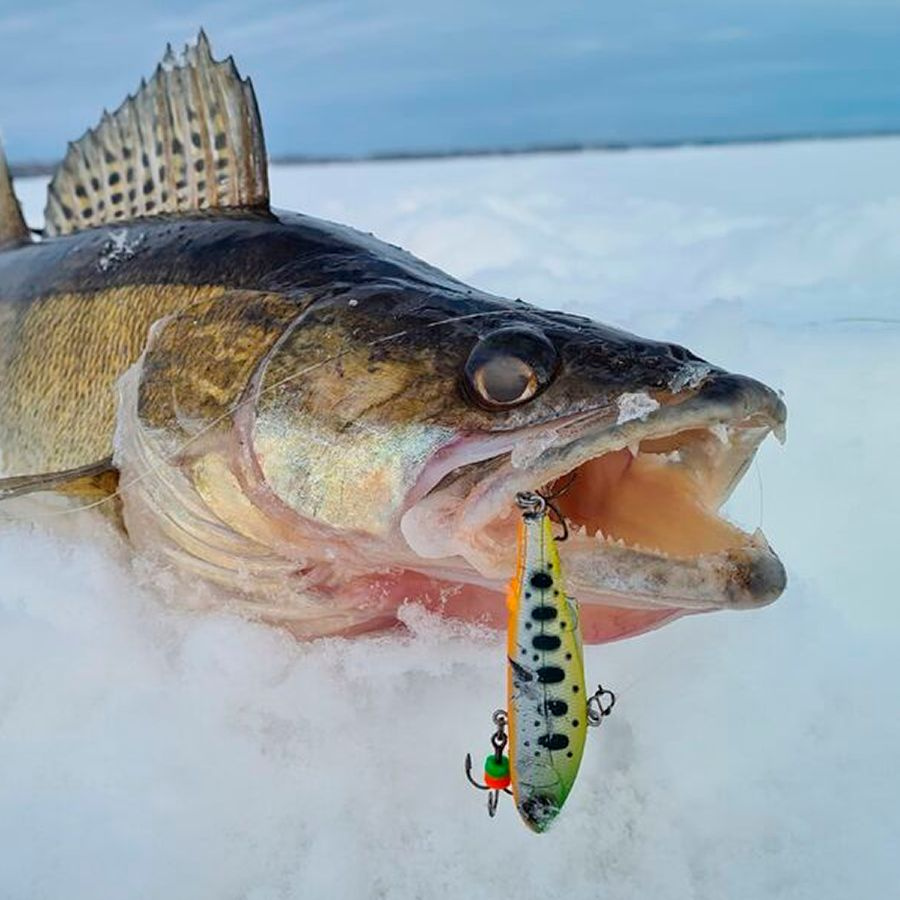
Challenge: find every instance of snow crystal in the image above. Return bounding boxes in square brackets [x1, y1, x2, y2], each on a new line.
[510, 428, 560, 468]
[669, 360, 713, 392]
[3, 139, 898, 899]
[97, 228, 143, 272]
[616, 391, 660, 425]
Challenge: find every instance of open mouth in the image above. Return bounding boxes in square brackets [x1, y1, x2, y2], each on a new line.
[402, 373, 787, 612]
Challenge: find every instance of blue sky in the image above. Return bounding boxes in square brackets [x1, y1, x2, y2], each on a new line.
[2, 0, 900, 162]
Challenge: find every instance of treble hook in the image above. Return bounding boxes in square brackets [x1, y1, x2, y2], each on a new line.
[464, 709, 513, 817]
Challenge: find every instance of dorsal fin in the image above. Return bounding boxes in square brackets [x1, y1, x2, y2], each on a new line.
[44, 30, 268, 237]
[0, 138, 31, 248]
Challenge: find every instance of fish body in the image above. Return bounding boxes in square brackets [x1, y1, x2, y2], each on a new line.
[0, 35, 788, 642]
[507, 496, 587, 832]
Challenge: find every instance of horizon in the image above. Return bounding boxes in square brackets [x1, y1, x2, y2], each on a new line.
[2, 1, 900, 165]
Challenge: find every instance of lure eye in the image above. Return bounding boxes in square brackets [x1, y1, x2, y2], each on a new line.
[464, 327, 559, 410]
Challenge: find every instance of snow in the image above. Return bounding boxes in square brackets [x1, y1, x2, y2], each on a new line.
[3, 138, 899, 898]
[510, 427, 560, 468]
[97, 228, 144, 273]
[615, 391, 660, 425]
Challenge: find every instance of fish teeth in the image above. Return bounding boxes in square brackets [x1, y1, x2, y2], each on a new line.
[627, 441, 641, 458]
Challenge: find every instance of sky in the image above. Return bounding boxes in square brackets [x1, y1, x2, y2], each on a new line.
[2, 0, 900, 162]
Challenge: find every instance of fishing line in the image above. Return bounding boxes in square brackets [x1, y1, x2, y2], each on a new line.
[754, 457, 765, 534]
[590, 625, 693, 709]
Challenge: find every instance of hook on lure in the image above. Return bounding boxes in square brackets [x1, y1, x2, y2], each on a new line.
[464, 709, 513, 817]
[515, 470, 575, 542]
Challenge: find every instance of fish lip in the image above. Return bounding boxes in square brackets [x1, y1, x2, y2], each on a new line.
[401, 371, 787, 611]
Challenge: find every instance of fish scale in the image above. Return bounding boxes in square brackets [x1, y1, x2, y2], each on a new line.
[507, 506, 588, 832]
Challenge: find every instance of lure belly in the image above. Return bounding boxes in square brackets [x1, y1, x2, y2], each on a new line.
[507, 492, 587, 831]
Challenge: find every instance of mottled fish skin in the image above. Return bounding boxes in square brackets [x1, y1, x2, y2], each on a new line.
[0, 211, 450, 475]
[507, 511, 588, 833]
[0, 206, 711, 479]
[0, 35, 788, 642]
[0, 208, 786, 637]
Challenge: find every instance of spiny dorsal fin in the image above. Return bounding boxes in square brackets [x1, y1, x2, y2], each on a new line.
[0, 138, 31, 247]
[44, 30, 268, 237]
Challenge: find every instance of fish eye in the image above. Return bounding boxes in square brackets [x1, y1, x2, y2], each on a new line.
[464, 327, 559, 409]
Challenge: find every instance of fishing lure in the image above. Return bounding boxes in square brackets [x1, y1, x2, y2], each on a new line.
[465, 490, 615, 832]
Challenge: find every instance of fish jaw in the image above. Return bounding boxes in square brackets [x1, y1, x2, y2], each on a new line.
[115, 359, 785, 643]
[399, 370, 787, 622]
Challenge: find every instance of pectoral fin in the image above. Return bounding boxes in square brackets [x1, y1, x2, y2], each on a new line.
[0, 457, 118, 502]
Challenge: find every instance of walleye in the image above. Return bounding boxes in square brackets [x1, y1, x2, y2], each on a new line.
[0, 34, 787, 642]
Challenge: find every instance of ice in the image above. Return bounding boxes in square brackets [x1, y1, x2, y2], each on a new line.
[2, 138, 898, 898]
[97, 228, 143, 272]
[616, 391, 660, 425]
[669, 360, 713, 392]
[510, 427, 560, 468]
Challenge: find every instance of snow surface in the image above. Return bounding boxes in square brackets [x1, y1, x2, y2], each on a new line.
[3, 139, 899, 898]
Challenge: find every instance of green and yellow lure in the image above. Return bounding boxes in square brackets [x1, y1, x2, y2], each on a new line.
[507, 491, 589, 831]
[465, 491, 615, 832]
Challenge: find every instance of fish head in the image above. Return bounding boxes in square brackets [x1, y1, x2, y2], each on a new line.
[245, 282, 786, 640]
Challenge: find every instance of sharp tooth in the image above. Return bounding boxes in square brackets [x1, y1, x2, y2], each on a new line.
[774, 421, 787, 444]
[627, 441, 640, 458]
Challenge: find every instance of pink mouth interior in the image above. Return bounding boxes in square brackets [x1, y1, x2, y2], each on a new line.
[389, 425, 762, 642]
[470, 427, 750, 564]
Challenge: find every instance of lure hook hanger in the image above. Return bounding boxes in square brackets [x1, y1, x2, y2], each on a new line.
[464, 709, 513, 817]
[514, 470, 577, 542]
[587, 685, 616, 727]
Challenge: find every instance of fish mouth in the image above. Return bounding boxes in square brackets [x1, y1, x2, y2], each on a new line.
[401, 373, 787, 613]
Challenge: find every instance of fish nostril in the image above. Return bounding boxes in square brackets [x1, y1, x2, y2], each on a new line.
[667, 342, 698, 363]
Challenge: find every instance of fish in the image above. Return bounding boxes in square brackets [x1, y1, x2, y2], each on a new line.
[0, 33, 787, 642]
[507, 491, 589, 832]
